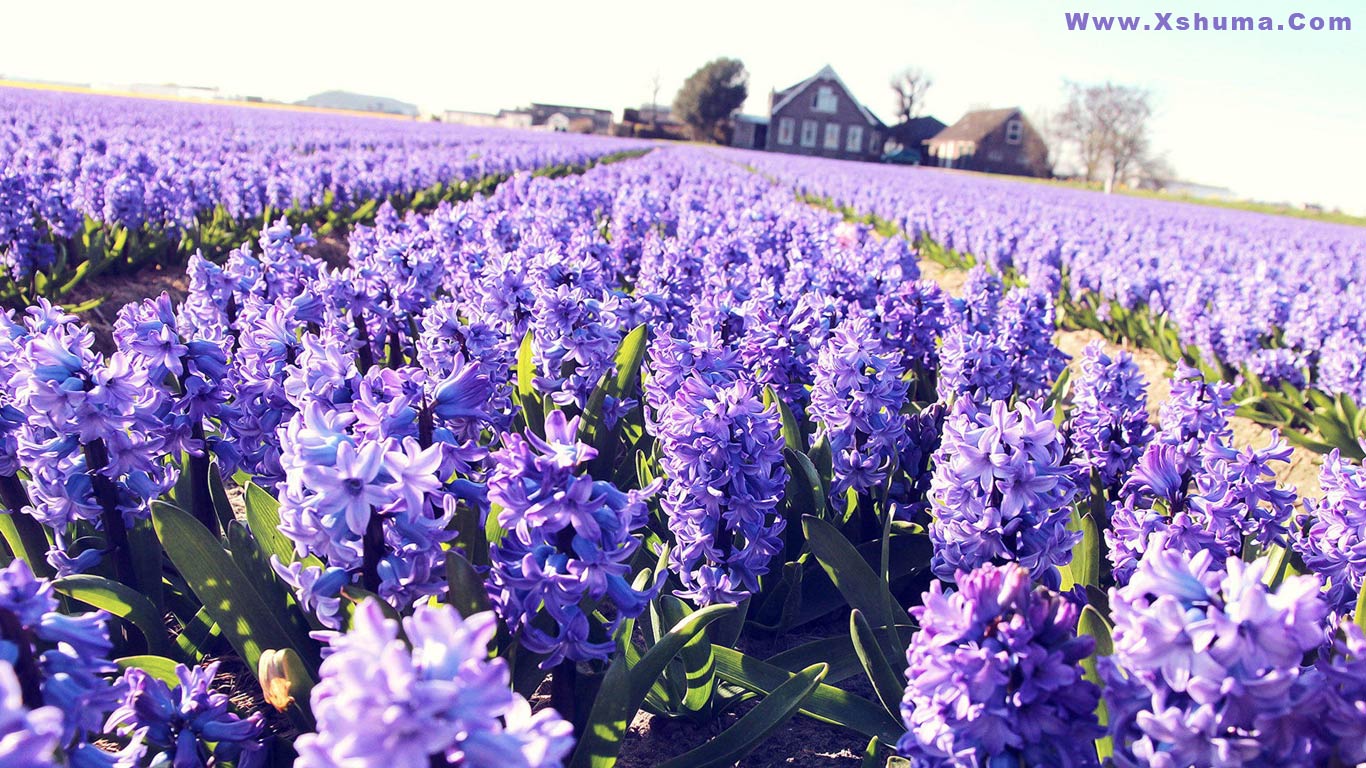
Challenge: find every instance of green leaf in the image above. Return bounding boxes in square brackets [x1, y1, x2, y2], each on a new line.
[110, 227, 129, 258]
[0, 508, 55, 578]
[226, 521, 318, 664]
[1078, 604, 1114, 759]
[348, 198, 379, 224]
[445, 550, 491, 619]
[174, 607, 218, 663]
[1261, 544, 1291, 589]
[244, 483, 321, 569]
[1314, 412, 1359, 454]
[658, 595, 716, 716]
[752, 561, 807, 633]
[808, 433, 833, 489]
[635, 448, 656, 490]
[1045, 367, 1072, 415]
[55, 257, 97, 297]
[126, 517, 164, 613]
[569, 602, 735, 768]
[860, 737, 883, 768]
[1355, 580, 1366, 634]
[515, 331, 545, 437]
[765, 386, 804, 453]
[207, 461, 238, 534]
[1063, 510, 1101, 590]
[338, 586, 403, 629]
[783, 449, 827, 523]
[786, 534, 932, 630]
[802, 516, 903, 663]
[655, 663, 828, 768]
[59, 295, 105, 314]
[580, 324, 649, 474]
[761, 634, 874, 685]
[151, 502, 319, 683]
[712, 646, 903, 743]
[1280, 429, 1338, 455]
[115, 655, 182, 687]
[850, 610, 905, 718]
[54, 574, 172, 656]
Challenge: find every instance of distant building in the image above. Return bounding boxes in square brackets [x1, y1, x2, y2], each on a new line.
[730, 115, 769, 150]
[619, 105, 687, 140]
[924, 108, 1050, 177]
[884, 116, 947, 163]
[442, 109, 500, 127]
[128, 83, 221, 101]
[763, 65, 886, 161]
[527, 103, 613, 134]
[496, 109, 534, 129]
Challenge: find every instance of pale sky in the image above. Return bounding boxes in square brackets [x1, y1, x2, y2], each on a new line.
[2, 0, 1363, 213]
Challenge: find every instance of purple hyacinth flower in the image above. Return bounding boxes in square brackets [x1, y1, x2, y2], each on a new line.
[899, 562, 1102, 767]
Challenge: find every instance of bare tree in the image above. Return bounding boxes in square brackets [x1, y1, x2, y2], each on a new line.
[1054, 81, 1156, 192]
[649, 72, 661, 127]
[890, 68, 933, 123]
[1133, 152, 1175, 190]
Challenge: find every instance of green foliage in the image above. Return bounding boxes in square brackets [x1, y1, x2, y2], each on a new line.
[569, 603, 736, 768]
[672, 58, 749, 143]
[712, 646, 903, 743]
[580, 324, 650, 476]
[150, 501, 320, 685]
[654, 663, 827, 768]
[1078, 604, 1114, 759]
[849, 609, 906, 718]
[802, 515, 907, 664]
[54, 574, 173, 657]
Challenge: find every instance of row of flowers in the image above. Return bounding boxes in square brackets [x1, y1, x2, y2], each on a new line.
[0, 146, 1364, 766]
[743, 149, 1366, 430]
[0, 86, 647, 298]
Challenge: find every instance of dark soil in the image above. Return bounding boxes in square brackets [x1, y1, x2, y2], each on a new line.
[64, 262, 190, 353]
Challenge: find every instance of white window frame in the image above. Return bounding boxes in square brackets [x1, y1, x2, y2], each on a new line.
[800, 120, 818, 147]
[823, 123, 841, 149]
[777, 117, 795, 145]
[1005, 119, 1023, 145]
[812, 86, 839, 113]
[846, 124, 864, 153]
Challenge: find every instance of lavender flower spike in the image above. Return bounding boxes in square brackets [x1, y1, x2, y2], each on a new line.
[295, 599, 574, 768]
[1102, 538, 1329, 767]
[928, 397, 1080, 587]
[899, 562, 1102, 767]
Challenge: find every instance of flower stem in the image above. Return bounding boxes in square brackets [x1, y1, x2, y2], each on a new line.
[188, 421, 220, 537]
[355, 313, 375, 373]
[550, 660, 578, 732]
[84, 439, 136, 588]
[0, 608, 43, 709]
[361, 508, 384, 593]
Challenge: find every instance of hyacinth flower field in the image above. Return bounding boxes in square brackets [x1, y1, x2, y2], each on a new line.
[3, 87, 1366, 768]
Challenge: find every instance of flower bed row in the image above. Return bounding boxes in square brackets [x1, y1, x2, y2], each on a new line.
[1, 147, 1365, 767]
[0, 85, 649, 303]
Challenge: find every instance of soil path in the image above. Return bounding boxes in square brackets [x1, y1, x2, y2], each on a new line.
[918, 261, 1323, 497]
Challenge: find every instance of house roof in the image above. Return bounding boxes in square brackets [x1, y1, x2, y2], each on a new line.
[770, 65, 884, 128]
[530, 103, 613, 117]
[888, 116, 947, 146]
[927, 108, 1021, 144]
